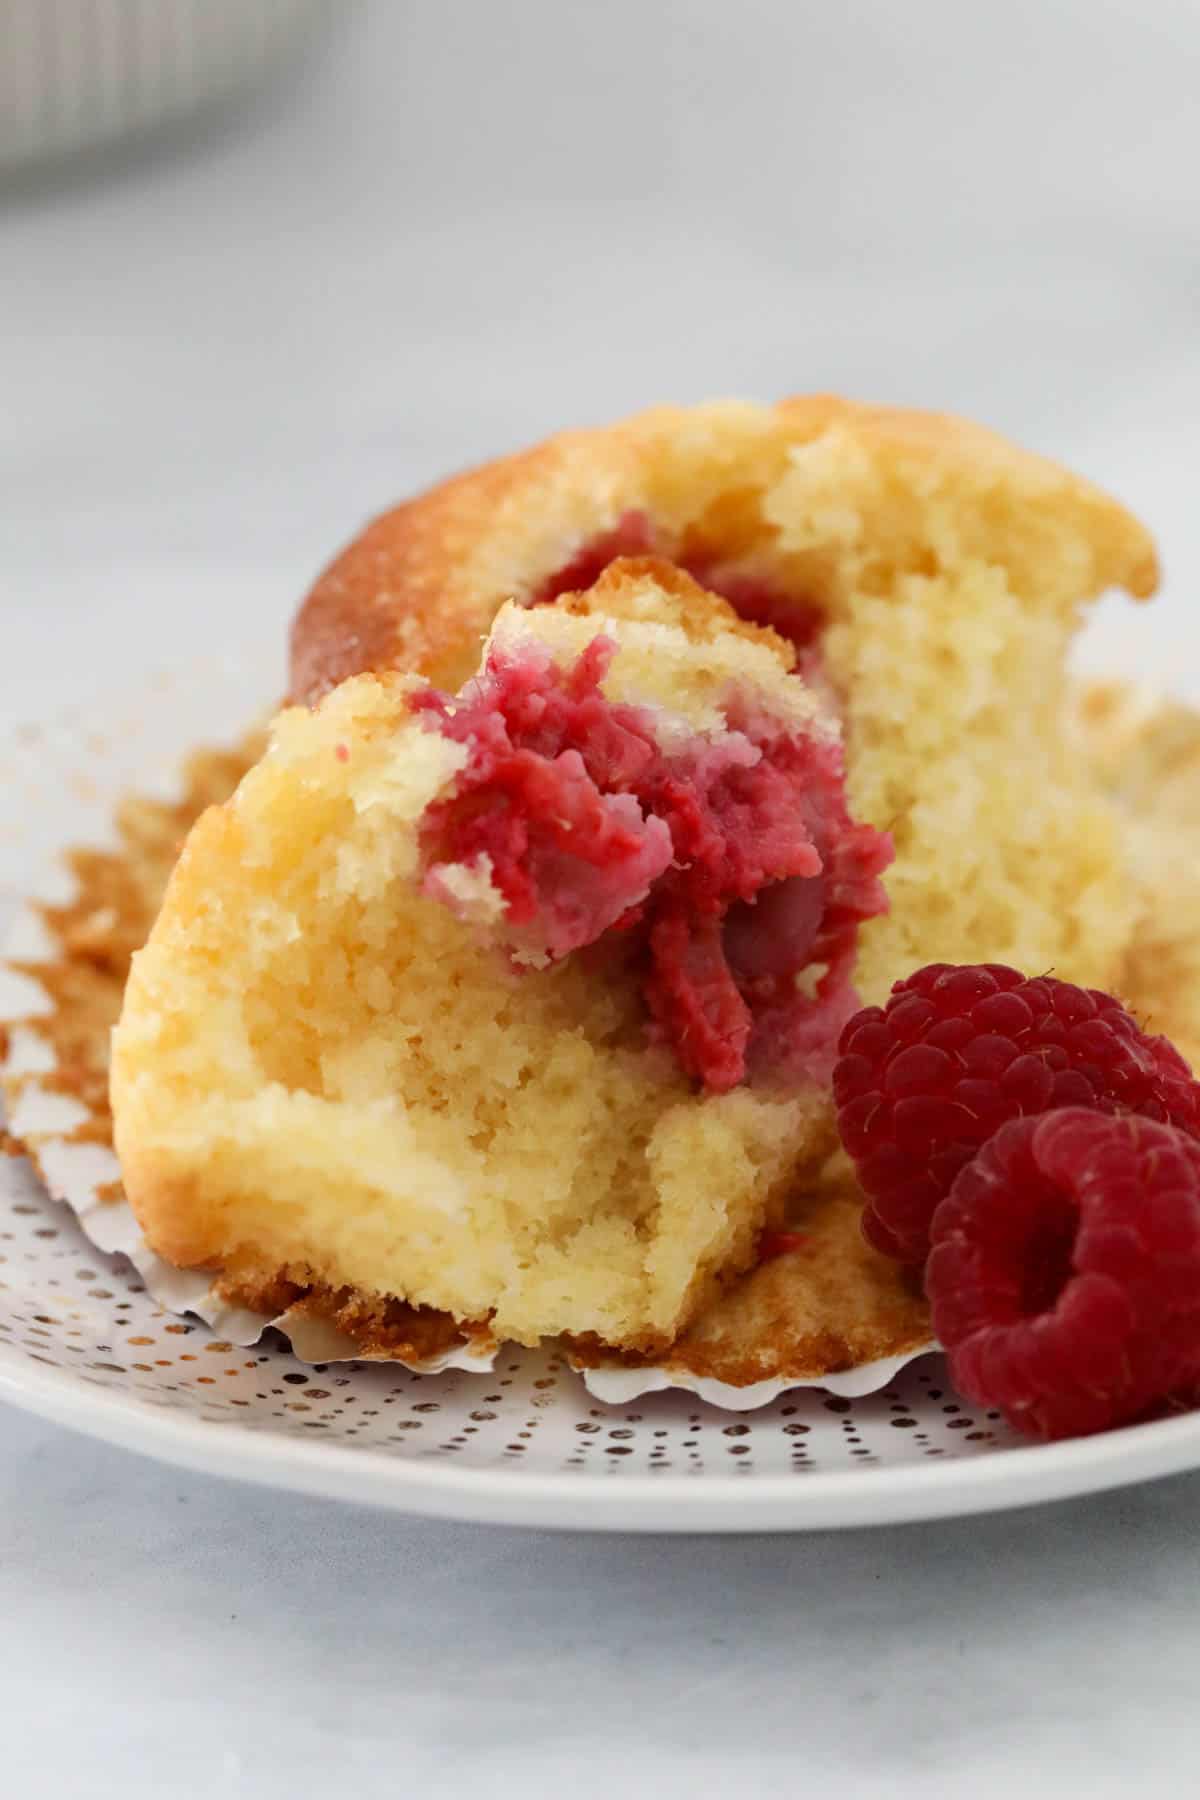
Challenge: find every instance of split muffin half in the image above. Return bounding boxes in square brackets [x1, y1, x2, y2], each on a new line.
[113, 565, 884, 1350]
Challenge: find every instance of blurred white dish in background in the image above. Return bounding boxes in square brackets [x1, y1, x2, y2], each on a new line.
[0, 0, 327, 173]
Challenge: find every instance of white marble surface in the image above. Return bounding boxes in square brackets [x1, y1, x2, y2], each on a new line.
[3, 3, 1200, 1792]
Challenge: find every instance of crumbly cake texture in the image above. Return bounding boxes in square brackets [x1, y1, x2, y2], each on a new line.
[293, 396, 1157, 1009]
[112, 571, 855, 1354]
[1068, 681, 1200, 1073]
[2, 681, 1197, 1381]
[567, 1152, 933, 1384]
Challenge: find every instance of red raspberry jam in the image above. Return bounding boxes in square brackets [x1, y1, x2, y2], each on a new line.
[413, 633, 890, 1094]
[532, 513, 825, 656]
[531, 513, 658, 604]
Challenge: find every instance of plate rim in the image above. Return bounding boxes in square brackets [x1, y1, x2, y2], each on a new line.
[3, 1336, 1199, 1532]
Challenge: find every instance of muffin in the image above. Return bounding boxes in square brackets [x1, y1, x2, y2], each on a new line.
[112, 396, 1157, 1357]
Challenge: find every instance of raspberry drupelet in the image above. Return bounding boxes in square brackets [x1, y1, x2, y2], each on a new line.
[834, 962, 1200, 1266]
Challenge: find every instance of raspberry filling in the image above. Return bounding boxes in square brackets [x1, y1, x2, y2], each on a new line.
[531, 512, 658, 606]
[532, 512, 825, 657]
[413, 634, 891, 1094]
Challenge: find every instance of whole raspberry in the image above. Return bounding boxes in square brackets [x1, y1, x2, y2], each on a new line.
[926, 1109, 1200, 1441]
[834, 963, 1200, 1264]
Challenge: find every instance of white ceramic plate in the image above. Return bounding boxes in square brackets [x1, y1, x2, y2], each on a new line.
[3, 661, 1200, 1530]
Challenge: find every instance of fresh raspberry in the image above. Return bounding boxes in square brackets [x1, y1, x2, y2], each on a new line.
[926, 1109, 1200, 1441]
[834, 963, 1200, 1265]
